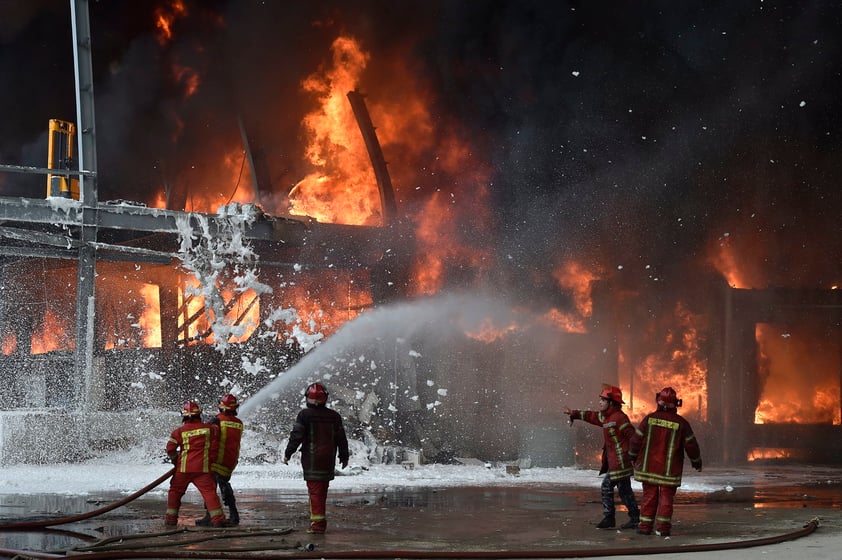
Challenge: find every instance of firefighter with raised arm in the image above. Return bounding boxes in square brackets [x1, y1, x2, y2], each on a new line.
[165, 401, 226, 528]
[565, 384, 640, 530]
[283, 382, 350, 534]
[629, 386, 702, 537]
[195, 394, 244, 527]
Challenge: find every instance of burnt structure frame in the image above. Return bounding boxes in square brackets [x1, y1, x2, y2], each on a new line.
[0, 0, 406, 413]
[714, 286, 842, 463]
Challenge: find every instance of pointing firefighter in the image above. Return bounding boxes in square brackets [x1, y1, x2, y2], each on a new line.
[565, 384, 640, 530]
[629, 386, 702, 537]
[195, 394, 244, 527]
[165, 401, 226, 528]
[283, 382, 350, 534]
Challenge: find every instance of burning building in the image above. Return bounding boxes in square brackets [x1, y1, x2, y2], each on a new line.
[0, 1, 840, 466]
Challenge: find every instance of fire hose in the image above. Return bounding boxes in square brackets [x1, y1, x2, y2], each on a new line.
[0, 473, 823, 559]
[0, 517, 822, 559]
[0, 468, 174, 531]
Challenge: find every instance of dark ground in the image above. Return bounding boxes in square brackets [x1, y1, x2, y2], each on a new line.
[1, 471, 841, 559]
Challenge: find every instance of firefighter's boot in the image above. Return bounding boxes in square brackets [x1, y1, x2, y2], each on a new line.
[618, 483, 640, 529]
[228, 505, 240, 526]
[165, 514, 178, 527]
[194, 512, 212, 527]
[620, 516, 640, 529]
[596, 515, 615, 529]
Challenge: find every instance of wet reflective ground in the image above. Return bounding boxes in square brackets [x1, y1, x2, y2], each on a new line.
[1, 468, 841, 558]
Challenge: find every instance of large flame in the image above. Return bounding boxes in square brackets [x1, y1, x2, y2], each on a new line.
[628, 301, 708, 420]
[290, 37, 380, 225]
[754, 323, 840, 425]
[710, 232, 841, 428]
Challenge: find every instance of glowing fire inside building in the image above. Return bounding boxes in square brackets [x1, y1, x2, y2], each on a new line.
[1, 1, 840, 467]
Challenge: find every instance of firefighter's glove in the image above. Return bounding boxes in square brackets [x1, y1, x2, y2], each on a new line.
[564, 408, 577, 425]
[168, 454, 178, 466]
[692, 459, 703, 472]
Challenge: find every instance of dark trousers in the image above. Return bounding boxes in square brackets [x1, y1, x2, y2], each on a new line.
[601, 474, 639, 518]
[215, 473, 237, 509]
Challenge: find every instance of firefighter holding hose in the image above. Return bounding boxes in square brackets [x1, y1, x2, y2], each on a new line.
[565, 384, 641, 530]
[283, 382, 350, 534]
[165, 401, 226, 528]
[196, 394, 244, 526]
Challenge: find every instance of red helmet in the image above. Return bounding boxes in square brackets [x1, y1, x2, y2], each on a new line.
[181, 401, 202, 416]
[656, 387, 682, 409]
[219, 394, 239, 411]
[305, 382, 328, 405]
[599, 385, 625, 404]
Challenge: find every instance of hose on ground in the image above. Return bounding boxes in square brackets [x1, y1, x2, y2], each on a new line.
[0, 517, 821, 560]
[0, 468, 174, 531]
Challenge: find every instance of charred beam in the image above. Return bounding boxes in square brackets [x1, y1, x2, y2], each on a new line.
[347, 90, 398, 225]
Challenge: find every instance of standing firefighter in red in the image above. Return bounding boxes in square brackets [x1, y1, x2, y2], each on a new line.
[195, 394, 244, 526]
[283, 382, 350, 534]
[565, 384, 640, 529]
[629, 386, 702, 537]
[165, 401, 225, 528]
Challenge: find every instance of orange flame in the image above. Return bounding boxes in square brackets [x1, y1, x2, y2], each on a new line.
[290, 36, 380, 225]
[710, 233, 841, 426]
[754, 323, 840, 425]
[154, 0, 188, 46]
[2, 333, 17, 355]
[172, 63, 200, 99]
[139, 283, 162, 348]
[630, 302, 708, 420]
[464, 317, 519, 343]
[31, 308, 73, 354]
[179, 147, 255, 213]
[746, 447, 797, 462]
[542, 262, 599, 333]
[411, 192, 493, 295]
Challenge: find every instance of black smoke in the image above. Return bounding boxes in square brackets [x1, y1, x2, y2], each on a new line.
[2, 0, 841, 291]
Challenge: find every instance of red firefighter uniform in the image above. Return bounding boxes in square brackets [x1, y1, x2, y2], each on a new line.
[566, 384, 640, 529]
[284, 383, 350, 534]
[571, 406, 636, 480]
[165, 403, 225, 527]
[211, 410, 243, 478]
[629, 387, 702, 536]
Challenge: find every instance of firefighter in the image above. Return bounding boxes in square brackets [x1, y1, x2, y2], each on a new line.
[283, 382, 350, 534]
[565, 384, 640, 529]
[195, 394, 244, 526]
[629, 387, 703, 537]
[165, 401, 226, 528]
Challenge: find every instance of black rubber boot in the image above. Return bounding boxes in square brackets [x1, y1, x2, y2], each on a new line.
[617, 479, 639, 529]
[228, 505, 240, 526]
[620, 516, 639, 529]
[596, 515, 615, 529]
[194, 512, 211, 527]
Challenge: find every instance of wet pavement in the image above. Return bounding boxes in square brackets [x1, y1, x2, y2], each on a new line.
[1, 469, 841, 559]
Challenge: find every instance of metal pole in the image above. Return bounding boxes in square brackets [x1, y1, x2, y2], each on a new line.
[71, 0, 99, 411]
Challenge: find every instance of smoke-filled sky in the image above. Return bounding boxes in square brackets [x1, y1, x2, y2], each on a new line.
[2, 1, 841, 292]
